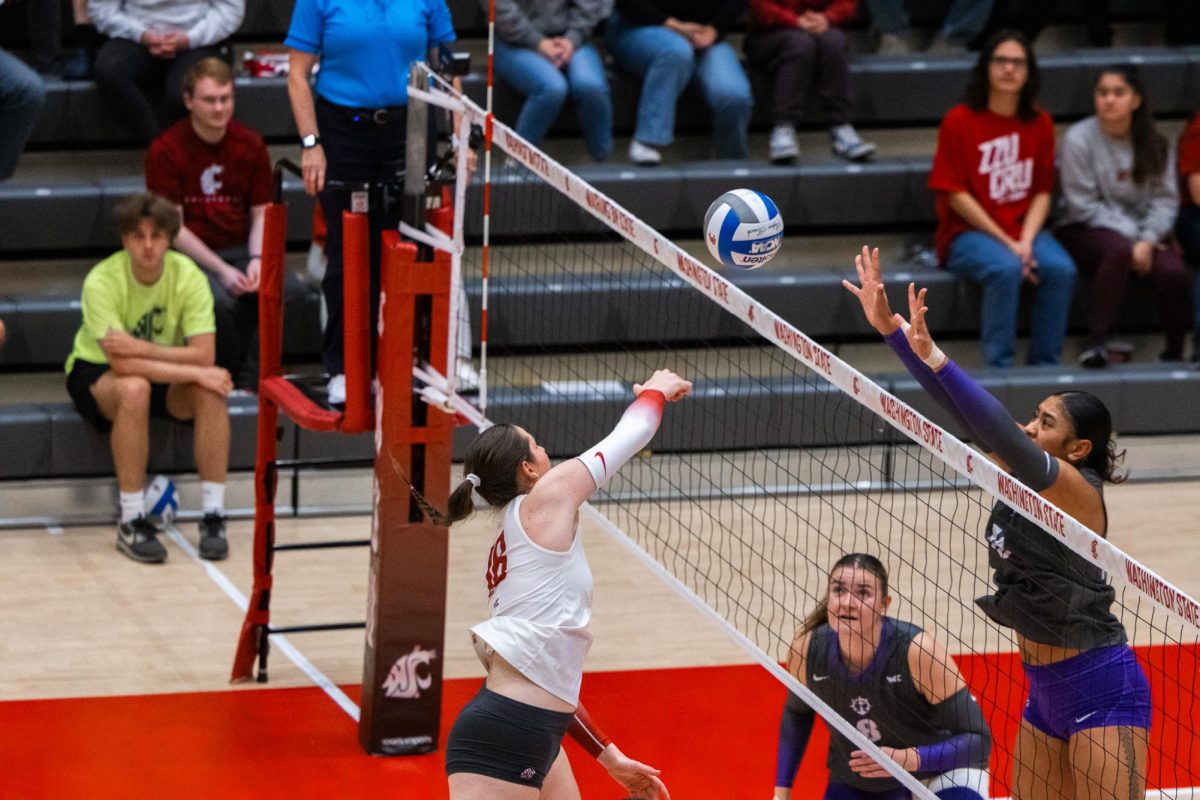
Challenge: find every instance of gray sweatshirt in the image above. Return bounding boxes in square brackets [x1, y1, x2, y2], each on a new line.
[1058, 116, 1178, 244]
[488, 0, 613, 49]
[88, 0, 245, 49]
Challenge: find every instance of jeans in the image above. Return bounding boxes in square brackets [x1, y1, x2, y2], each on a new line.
[744, 26, 851, 126]
[315, 96, 407, 375]
[1174, 204, 1200, 341]
[946, 230, 1076, 367]
[494, 39, 613, 161]
[1056, 224, 1191, 360]
[93, 38, 223, 146]
[606, 13, 753, 158]
[0, 48, 45, 180]
[864, 0, 993, 42]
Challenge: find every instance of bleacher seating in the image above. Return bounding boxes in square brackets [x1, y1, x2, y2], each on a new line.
[1, 0, 1196, 488]
[25, 47, 1200, 148]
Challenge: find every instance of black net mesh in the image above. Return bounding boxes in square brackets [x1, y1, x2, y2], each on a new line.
[452, 138, 1199, 799]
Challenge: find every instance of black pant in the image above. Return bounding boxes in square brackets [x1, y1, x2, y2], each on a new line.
[207, 248, 309, 390]
[744, 27, 852, 127]
[314, 96, 407, 376]
[92, 38, 225, 146]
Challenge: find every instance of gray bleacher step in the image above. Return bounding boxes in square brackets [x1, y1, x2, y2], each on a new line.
[1, 358, 1196, 481]
[25, 46, 1198, 148]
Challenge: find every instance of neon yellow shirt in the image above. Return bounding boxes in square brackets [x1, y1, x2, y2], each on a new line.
[65, 250, 215, 373]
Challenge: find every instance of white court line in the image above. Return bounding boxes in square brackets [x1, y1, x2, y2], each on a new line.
[164, 527, 361, 722]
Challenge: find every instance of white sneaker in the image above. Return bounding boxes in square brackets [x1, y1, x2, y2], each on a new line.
[629, 140, 662, 166]
[769, 124, 800, 164]
[327, 373, 346, 405]
[830, 124, 877, 162]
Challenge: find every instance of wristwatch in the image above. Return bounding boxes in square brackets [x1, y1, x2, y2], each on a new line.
[301, 134, 321, 149]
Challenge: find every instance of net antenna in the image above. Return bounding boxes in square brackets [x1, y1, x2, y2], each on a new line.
[437, 74, 1200, 798]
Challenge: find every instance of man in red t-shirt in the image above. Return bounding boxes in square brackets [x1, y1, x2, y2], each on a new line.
[1176, 111, 1200, 361]
[146, 57, 298, 390]
[927, 33, 1076, 368]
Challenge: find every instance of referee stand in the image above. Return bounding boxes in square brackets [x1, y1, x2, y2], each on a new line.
[230, 65, 463, 755]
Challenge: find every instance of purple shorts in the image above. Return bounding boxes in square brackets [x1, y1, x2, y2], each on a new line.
[1022, 644, 1151, 740]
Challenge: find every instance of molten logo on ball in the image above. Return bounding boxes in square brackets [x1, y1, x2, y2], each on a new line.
[704, 189, 784, 270]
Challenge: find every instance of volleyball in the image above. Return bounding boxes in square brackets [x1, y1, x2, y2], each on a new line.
[704, 189, 784, 270]
[145, 475, 178, 528]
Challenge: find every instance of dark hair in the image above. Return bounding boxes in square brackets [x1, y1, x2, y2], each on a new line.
[1053, 391, 1127, 483]
[444, 424, 535, 525]
[964, 30, 1041, 121]
[183, 57, 234, 95]
[113, 192, 181, 239]
[1094, 64, 1168, 185]
[801, 553, 890, 635]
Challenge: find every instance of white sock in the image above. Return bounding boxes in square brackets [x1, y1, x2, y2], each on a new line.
[120, 490, 145, 524]
[201, 482, 225, 516]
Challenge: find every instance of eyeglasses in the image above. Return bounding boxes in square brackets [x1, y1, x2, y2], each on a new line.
[991, 55, 1028, 70]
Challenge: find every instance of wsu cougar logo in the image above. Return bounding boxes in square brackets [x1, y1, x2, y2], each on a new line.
[200, 163, 225, 195]
[381, 645, 438, 699]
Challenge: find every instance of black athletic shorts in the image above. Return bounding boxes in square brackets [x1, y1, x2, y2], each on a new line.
[444, 686, 573, 789]
[67, 360, 174, 433]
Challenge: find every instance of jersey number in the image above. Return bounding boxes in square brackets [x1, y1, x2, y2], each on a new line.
[856, 719, 882, 743]
[486, 532, 508, 594]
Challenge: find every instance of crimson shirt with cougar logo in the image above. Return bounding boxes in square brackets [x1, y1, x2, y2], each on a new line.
[146, 118, 273, 251]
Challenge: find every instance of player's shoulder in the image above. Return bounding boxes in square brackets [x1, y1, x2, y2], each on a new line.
[148, 119, 192, 156]
[941, 104, 975, 126]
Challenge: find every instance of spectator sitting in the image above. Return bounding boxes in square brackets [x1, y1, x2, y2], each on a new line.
[89, 0, 244, 146]
[1176, 111, 1200, 361]
[146, 57, 304, 391]
[0, 46, 46, 181]
[928, 30, 1075, 368]
[866, 0, 993, 54]
[65, 192, 232, 564]
[491, 0, 614, 162]
[745, 0, 876, 164]
[1056, 65, 1188, 368]
[606, 0, 753, 165]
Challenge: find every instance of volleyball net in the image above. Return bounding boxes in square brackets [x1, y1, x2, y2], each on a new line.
[419, 70, 1200, 798]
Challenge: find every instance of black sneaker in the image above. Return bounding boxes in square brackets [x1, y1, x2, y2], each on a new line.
[198, 513, 229, 561]
[117, 516, 167, 563]
[1078, 347, 1108, 368]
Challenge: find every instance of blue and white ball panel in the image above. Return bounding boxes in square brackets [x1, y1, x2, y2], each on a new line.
[146, 475, 179, 525]
[704, 189, 784, 270]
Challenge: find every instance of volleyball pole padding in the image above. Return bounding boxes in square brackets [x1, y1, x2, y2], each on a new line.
[358, 230, 454, 754]
[341, 209, 372, 432]
[230, 201, 287, 682]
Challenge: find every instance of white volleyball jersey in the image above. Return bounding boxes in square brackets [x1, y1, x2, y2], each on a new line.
[470, 494, 594, 707]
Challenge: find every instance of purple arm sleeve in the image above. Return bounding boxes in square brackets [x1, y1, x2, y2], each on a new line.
[774, 696, 815, 788]
[914, 688, 992, 773]
[883, 330, 988, 446]
[933, 360, 1059, 491]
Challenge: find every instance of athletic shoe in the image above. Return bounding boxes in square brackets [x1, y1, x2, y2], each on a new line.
[117, 516, 167, 563]
[876, 31, 914, 55]
[830, 124, 876, 162]
[198, 513, 229, 561]
[1104, 340, 1135, 364]
[628, 141, 662, 166]
[327, 373, 346, 406]
[769, 124, 800, 164]
[1078, 347, 1108, 368]
[927, 34, 969, 55]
